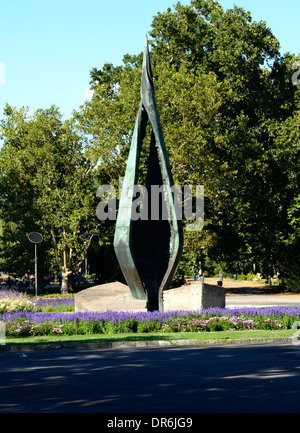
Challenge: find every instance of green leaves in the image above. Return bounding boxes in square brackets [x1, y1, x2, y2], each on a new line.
[76, 0, 299, 277]
[0, 105, 100, 276]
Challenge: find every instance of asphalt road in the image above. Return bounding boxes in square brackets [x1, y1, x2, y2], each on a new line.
[1, 342, 300, 414]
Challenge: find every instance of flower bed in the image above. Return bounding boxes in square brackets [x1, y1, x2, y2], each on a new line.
[31, 297, 74, 312]
[1, 305, 300, 338]
[0, 290, 36, 313]
[0, 290, 75, 313]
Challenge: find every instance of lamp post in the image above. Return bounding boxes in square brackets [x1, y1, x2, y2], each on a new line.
[28, 232, 43, 296]
[81, 234, 91, 278]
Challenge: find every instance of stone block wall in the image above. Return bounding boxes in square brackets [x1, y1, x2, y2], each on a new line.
[163, 282, 225, 311]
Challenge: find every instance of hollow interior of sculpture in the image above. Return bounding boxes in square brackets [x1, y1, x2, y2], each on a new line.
[131, 131, 172, 311]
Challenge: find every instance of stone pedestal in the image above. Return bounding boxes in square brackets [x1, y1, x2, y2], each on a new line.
[74, 281, 225, 313]
[163, 283, 225, 311]
[75, 282, 147, 313]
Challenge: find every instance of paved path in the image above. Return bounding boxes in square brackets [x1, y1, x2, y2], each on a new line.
[226, 293, 300, 308]
[218, 279, 300, 308]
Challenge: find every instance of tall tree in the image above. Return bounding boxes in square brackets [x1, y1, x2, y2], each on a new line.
[75, 0, 299, 280]
[0, 105, 100, 292]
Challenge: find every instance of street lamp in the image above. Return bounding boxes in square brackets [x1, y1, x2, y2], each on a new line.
[28, 232, 43, 296]
[83, 234, 91, 278]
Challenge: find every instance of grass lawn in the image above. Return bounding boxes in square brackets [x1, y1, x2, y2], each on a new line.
[3, 329, 296, 347]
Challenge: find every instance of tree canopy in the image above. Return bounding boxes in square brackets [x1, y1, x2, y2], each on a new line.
[75, 0, 300, 278]
[0, 105, 101, 291]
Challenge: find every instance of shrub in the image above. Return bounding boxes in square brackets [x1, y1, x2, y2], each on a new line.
[0, 290, 35, 314]
[284, 260, 300, 293]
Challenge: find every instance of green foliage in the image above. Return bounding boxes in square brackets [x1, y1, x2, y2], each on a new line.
[74, 0, 299, 279]
[282, 254, 300, 293]
[287, 195, 300, 245]
[0, 105, 101, 285]
[237, 273, 256, 281]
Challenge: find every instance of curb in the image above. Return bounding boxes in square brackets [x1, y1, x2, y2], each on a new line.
[0, 336, 294, 352]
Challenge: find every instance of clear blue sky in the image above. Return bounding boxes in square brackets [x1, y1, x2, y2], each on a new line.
[0, 0, 299, 120]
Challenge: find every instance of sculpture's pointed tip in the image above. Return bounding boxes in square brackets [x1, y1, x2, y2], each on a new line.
[141, 34, 154, 92]
[142, 36, 149, 69]
[144, 35, 149, 57]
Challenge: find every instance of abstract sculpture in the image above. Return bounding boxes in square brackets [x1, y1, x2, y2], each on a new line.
[113, 37, 183, 311]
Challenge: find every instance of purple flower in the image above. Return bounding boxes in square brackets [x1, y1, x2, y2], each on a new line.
[2, 306, 300, 336]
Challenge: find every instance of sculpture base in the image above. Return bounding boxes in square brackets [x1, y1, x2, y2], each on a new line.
[163, 283, 225, 311]
[75, 282, 147, 312]
[75, 281, 225, 312]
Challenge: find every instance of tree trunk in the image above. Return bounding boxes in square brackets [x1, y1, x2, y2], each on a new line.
[60, 245, 74, 294]
[37, 275, 44, 294]
[61, 269, 73, 294]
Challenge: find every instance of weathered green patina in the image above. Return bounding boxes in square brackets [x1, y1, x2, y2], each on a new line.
[113, 38, 183, 311]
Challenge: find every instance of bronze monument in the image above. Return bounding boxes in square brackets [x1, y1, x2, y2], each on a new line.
[114, 37, 183, 311]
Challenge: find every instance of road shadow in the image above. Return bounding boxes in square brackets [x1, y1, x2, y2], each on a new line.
[1, 343, 300, 413]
